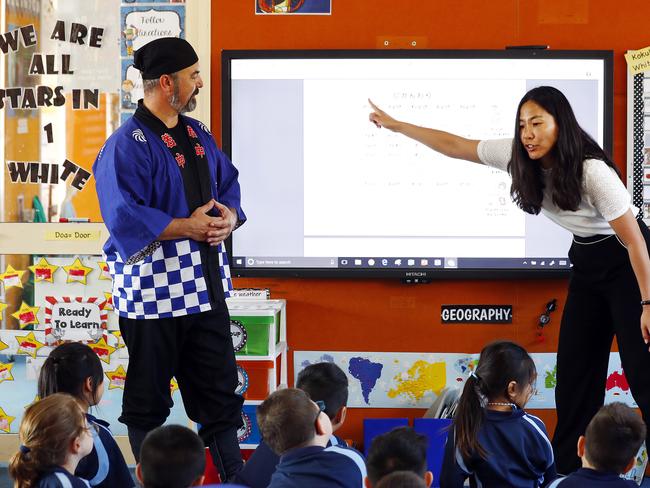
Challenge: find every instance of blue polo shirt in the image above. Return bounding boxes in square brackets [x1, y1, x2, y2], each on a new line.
[268, 443, 366, 488]
[547, 468, 637, 487]
[235, 435, 346, 488]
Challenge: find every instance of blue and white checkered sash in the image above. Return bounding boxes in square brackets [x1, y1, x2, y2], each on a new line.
[105, 238, 232, 319]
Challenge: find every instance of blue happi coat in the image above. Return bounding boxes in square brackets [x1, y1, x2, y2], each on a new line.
[93, 115, 245, 320]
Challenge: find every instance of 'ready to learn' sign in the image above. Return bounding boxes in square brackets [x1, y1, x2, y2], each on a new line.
[44, 296, 107, 342]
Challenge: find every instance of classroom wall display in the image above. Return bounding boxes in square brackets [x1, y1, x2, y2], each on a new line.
[294, 351, 636, 410]
[1, 0, 123, 224]
[119, 2, 186, 129]
[43, 296, 108, 343]
[0, 355, 188, 435]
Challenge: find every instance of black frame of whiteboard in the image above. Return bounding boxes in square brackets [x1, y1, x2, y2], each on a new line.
[221, 49, 614, 280]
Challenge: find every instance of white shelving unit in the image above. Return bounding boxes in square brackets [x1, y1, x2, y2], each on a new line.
[228, 298, 288, 448]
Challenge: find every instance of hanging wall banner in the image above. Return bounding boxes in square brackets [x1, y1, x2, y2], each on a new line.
[120, 6, 185, 57]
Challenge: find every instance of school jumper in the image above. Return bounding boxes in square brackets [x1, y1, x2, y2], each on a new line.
[547, 468, 637, 487]
[75, 413, 133, 487]
[440, 407, 556, 487]
[268, 444, 366, 488]
[35, 466, 90, 488]
[235, 434, 347, 488]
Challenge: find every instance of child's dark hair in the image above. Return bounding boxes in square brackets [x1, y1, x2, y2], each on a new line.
[455, 340, 536, 461]
[38, 342, 104, 406]
[139, 425, 206, 488]
[366, 426, 428, 485]
[584, 402, 646, 473]
[296, 362, 348, 419]
[8, 393, 88, 488]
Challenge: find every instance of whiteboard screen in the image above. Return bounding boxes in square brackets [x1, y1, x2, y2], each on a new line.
[222, 50, 612, 279]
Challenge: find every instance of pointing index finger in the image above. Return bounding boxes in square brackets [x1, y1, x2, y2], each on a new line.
[368, 98, 380, 112]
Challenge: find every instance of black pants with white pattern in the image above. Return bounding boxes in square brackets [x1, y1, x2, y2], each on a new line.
[552, 220, 650, 473]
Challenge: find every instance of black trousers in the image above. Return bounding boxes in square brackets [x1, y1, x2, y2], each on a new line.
[552, 220, 650, 473]
[118, 304, 243, 442]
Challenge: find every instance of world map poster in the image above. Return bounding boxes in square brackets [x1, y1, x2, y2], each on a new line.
[294, 351, 637, 409]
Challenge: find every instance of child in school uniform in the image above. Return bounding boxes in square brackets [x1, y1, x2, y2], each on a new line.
[136, 425, 207, 488]
[257, 388, 367, 488]
[9, 393, 94, 487]
[38, 342, 134, 487]
[234, 362, 351, 488]
[440, 341, 556, 487]
[548, 402, 645, 487]
[365, 426, 433, 487]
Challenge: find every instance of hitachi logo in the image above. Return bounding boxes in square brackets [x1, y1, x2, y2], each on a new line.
[405, 272, 427, 277]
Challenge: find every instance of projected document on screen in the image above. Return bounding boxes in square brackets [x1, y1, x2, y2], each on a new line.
[226, 53, 609, 273]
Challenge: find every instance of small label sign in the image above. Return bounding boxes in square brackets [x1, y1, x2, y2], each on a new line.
[51, 301, 102, 340]
[441, 305, 512, 324]
[45, 230, 100, 241]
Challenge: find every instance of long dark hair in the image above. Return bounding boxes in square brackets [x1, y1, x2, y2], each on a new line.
[38, 342, 104, 407]
[454, 341, 536, 461]
[509, 86, 618, 214]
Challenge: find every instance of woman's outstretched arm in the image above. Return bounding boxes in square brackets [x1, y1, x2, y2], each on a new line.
[368, 99, 483, 164]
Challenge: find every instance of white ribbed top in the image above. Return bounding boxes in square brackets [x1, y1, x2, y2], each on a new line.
[477, 138, 637, 237]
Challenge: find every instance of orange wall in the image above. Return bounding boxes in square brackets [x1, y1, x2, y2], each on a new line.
[211, 0, 640, 448]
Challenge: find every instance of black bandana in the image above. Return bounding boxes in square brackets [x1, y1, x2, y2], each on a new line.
[133, 37, 199, 79]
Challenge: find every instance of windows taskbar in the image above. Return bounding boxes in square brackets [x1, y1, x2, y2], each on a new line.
[232, 257, 571, 269]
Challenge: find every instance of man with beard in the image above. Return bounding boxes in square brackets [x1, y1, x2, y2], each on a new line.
[93, 37, 246, 482]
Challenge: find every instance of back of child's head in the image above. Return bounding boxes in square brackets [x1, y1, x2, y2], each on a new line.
[366, 426, 428, 485]
[375, 470, 427, 488]
[584, 402, 646, 473]
[8, 393, 87, 487]
[257, 388, 319, 455]
[296, 362, 348, 419]
[455, 340, 536, 460]
[139, 425, 206, 488]
[38, 342, 104, 405]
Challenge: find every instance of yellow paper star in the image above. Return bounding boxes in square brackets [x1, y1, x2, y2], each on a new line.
[88, 337, 116, 364]
[0, 265, 26, 289]
[0, 407, 16, 433]
[12, 302, 40, 328]
[97, 261, 112, 281]
[29, 257, 59, 283]
[0, 362, 14, 384]
[104, 365, 127, 390]
[103, 292, 114, 311]
[0, 339, 7, 352]
[0, 302, 7, 314]
[110, 330, 124, 348]
[15, 331, 45, 358]
[63, 258, 93, 285]
[170, 377, 179, 396]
